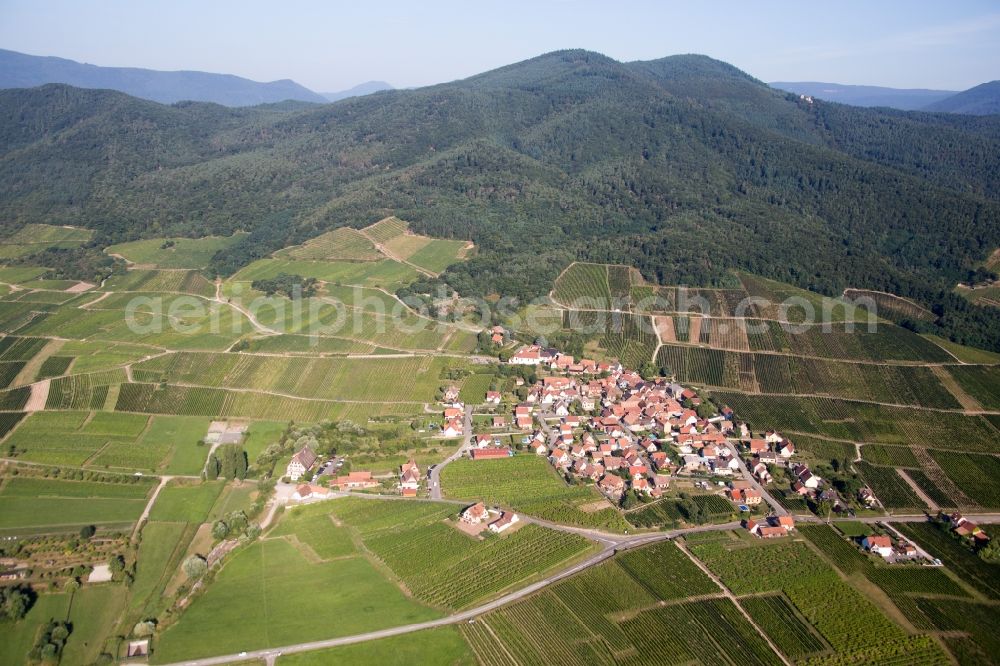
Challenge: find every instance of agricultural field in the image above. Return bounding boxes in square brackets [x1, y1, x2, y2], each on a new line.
[363, 216, 409, 244]
[842, 288, 936, 322]
[101, 269, 216, 297]
[0, 224, 92, 262]
[276, 227, 381, 262]
[945, 364, 1000, 409]
[130, 352, 449, 403]
[657, 344, 960, 407]
[689, 536, 949, 663]
[0, 474, 154, 532]
[152, 535, 441, 663]
[405, 238, 469, 274]
[714, 392, 1000, 452]
[563, 309, 658, 368]
[230, 257, 419, 290]
[742, 593, 827, 659]
[106, 233, 245, 269]
[856, 461, 926, 510]
[441, 455, 629, 532]
[928, 449, 1000, 508]
[897, 521, 1000, 599]
[327, 497, 594, 610]
[148, 480, 224, 523]
[551, 262, 616, 309]
[860, 444, 920, 468]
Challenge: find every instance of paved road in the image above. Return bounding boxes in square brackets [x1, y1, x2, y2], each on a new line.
[429, 404, 473, 500]
[156, 504, 1000, 666]
[726, 442, 788, 517]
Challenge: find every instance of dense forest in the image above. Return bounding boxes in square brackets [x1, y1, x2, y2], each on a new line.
[3, 50, 1000, 348]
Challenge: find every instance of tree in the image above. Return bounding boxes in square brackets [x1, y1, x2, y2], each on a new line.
[79, 525, 96, 539]
[211, 521, 229, 540]
[108, 554, 126, 575]
[182, 555, 208, 579]
[979, 540, 1000, 563]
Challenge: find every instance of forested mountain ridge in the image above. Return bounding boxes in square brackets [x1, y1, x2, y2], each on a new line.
[3, 49, 1000, 349]
[0, 48, 327, 106]
[924, 80, 1000, 115]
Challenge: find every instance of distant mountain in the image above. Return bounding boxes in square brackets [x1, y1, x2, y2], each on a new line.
[321, 81, 393, 102]
[0, 48, 327, 106]
[770, 81, 955, 110]
[924, 81, 1000, 115]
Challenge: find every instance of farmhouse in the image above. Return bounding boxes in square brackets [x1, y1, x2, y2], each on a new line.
[333, 471, 379, 490]
[863, 535, 894, 558]
[400, 460, 420, 491]
[488, 511, 520, 533]
[293, 484, 330, 501]
[461, 502, 488, 524]
[286, 446, 317, 481]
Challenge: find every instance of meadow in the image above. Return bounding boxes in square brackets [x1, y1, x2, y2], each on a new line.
[152, 530, 441, 663]
[440, 455, 630, 532]
[0, 475, 153, 531]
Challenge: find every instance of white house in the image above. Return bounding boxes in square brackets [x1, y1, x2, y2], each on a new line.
[286, 446, 317, 481]
[488, 511, 519, 533]
[863, 535, 894, 558]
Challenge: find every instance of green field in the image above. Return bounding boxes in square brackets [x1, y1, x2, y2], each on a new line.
[153, 534, 441, 663]
[106, 233, 245, 269]
[441, 455, 629, 532]
[0, 475, 153, 531]
[148, 480, 224, 523]
[276, 227, 381, 262]
[327, 497, 594, 609]
[405, 238, 468, 273]
[552, 262, 615, 309]
[946, 365, 1000, 409]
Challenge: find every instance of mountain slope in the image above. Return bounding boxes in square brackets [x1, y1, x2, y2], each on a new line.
[0, 48, 327, 106]
[770, 82, 955, 110]
[2, 49, 1000, 350]
[924, 81, 1000, 115]
[321, 81, 394, 102]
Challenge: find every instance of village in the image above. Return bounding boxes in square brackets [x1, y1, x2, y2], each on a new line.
[268, 334, 989, 564]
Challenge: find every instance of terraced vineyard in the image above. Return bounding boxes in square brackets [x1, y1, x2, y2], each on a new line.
[277, 227, 381, 262]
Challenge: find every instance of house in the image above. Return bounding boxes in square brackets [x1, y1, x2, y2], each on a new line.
[443, 386, 461, 402]
[442, 419, 464, 438]
[470, 447, 513, 460]
[286, 446, 317, 481]
[748, 439, 768, 454]
[293, 484, 330, 501]
[778, 440, 795, 458]
[488, 511, 520, 533]
[474, 434, 494, 448]
[509, 346, 544, 365]
[485, 391, 502, 406]
[461, 502, 488, 524]
[775, 515, 795, 530]
[863, 535, 894, 558]
[492, 416, 506, 428]
[599, 474, 625, 498]
[759, 526, 787, 539]
[858, 487, 878, 507]
[400, 460, 420, 491]
[333, 471, 378, 490]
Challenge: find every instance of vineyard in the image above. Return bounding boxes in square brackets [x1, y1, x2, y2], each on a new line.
[617, 541, 717, 599]
[101, 269, 216, 297]
[946, 365, 1000, 409]
[742, 593, 827, 659]
[325, 498, 592, 610]
[131, 352, 448, 402]
[45, 368, 126, 410]
[551, 263, 614, 309]
[716, 392, 1000, 452]
[860, 444, 919, 468]
[362, 216, 409, 244]
[856, 462, 925, 510]
[929, 449, 1000, 508]
[278, 227, 381, 262]
[440, 455, 629, 531]
[657, 345, 960, 407]
[105, 234, 243, 269]
[842, 289, 936, 323]
[897, 522, 1000, 600]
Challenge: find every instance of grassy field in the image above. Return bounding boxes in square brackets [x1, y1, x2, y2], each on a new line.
[129, 521, 191, 614]
[152, 536, 441, 663]
[102, 269, 216, 296]
[441, 455, 630, 532]
[148, 480, 225, 523]
[0, 475, 153, 531]
[230, 257, 419, 290]
[405, 239, 469, 274]
[106, 233, 245, 269]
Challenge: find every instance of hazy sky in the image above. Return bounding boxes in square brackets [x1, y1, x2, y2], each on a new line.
[1, 0, 997, 91]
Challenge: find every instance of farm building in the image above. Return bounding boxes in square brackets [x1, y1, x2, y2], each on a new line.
[286, 446, 317, 481]
[470, 447, 513, 460]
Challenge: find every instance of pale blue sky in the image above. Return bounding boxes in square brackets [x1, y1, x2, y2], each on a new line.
[1, 0, 997, 91]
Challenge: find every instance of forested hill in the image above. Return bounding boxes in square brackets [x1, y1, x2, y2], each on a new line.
[3, 49, 1000, 348]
